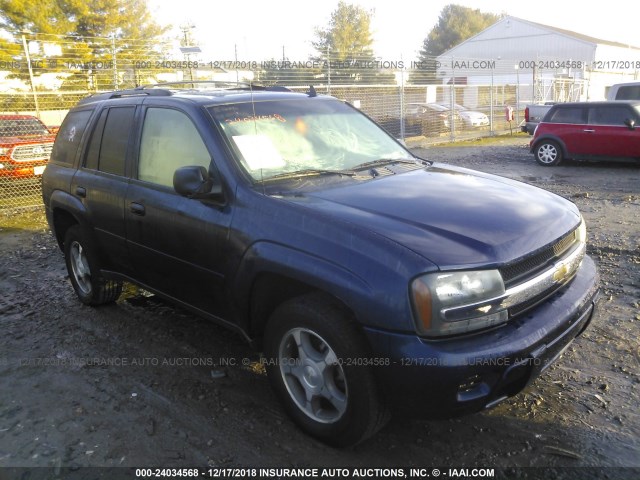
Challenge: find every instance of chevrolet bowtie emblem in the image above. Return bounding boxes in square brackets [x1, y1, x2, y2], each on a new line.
[553, 262, 571, 283]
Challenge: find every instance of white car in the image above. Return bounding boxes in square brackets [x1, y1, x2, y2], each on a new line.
[448, 104, 490, 128]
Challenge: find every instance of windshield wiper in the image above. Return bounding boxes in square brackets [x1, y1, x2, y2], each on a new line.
[351, 158, 422, 170]
[262, 168, 357, 182]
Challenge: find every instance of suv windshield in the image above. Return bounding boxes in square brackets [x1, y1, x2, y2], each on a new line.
[209, 98, 411, 181]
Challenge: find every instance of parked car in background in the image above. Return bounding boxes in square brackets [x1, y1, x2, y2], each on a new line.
[607, 82, 640, 101]
[531, 101, 640, 166]
[521, 103, 555, 135]
[406, 103, 464, 136]
[0, 115, 55, 181]
[446, 104, 490, 129]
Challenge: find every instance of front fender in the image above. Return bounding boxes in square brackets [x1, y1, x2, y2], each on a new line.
[232, 241, 376, 330]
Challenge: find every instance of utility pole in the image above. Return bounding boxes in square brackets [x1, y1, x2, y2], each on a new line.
[179, 23, 196, 82]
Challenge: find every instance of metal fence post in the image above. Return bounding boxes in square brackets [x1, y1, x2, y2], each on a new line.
[111, 33, 119, 90]
[20, 31, 40, 118]
[490, 66, 494, 135]
[327, 46, 331, 96]
[399, 67, 405, 141]
[450, 59, 455, 140]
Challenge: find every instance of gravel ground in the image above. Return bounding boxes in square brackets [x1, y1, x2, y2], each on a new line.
[0, 134, 638, 479]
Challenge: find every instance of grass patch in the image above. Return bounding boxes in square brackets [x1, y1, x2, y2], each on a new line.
[435, 132, 531, 147]
[0, 207, 48, 232]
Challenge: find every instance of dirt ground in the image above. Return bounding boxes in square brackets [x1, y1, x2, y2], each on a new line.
[0, 134, 638, 478]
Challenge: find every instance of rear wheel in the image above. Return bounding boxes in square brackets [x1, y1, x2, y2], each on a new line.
[64, 225, 122, 305]
[535, 140, 563, 166]
[263, 294, 389, 447]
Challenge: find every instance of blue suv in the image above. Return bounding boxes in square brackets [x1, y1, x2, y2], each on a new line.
[42, 83, 599, 446]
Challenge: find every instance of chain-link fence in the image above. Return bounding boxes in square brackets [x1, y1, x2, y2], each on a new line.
[0, 83, 528, 211]
[2, 30, 635, 211]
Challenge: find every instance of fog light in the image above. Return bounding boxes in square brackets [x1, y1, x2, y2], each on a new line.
[456, 374, 490, 402]
[458, 374, 482, 393]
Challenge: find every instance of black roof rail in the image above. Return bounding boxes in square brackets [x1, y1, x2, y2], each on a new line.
[139, 81, 292, 92]
[140, 81, 250, 90]
[77, 88, 171, 105]
[76, 82, 294, 105]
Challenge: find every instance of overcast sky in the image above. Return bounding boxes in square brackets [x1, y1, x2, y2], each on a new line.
[148, 0, 639, 60]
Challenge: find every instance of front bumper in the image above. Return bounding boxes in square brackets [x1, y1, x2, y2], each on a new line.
[468, 119, 489, 127]
[364, 255, 600, 417]
[0, 161, 48, 179]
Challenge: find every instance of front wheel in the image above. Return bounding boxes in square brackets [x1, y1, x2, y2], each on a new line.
[263, 294, 389, 447]
[64, 225, 122, 305]
[535, 140, 563, 166]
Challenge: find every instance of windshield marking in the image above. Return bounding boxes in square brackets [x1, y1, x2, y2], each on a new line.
[225, 114, 286, 124]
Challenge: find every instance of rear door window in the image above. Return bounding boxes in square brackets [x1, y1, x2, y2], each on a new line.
[98, 107, 135, 176]
[84, 107, 135, 176]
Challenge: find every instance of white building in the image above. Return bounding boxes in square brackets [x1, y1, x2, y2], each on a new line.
[435, 16, 640, 105]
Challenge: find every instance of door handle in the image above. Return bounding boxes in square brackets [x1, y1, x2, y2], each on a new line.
[130, 202, 145, 216]
[75, 186, 86, 198]
[583, 129, 595, 133]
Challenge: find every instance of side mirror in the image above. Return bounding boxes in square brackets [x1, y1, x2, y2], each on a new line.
[624, 118, 636, 130]
[173, 165, 222, 199]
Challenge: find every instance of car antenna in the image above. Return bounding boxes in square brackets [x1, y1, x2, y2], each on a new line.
[308, 85, 317, 97]
[248, 84, 266, 195]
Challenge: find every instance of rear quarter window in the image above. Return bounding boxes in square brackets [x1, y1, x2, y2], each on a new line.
[50, 110, 93, 165]
[614, 85, 640, 100]
[547, 107, 586, 124]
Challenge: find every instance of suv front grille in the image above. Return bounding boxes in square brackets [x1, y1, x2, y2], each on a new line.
[500, 229, 578, 288]
[10, 143, 53, 162]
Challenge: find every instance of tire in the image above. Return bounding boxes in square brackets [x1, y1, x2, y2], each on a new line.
[535, 140, 563, 166]
[263, 294, 389, 447]
[63, 224, 122, 305]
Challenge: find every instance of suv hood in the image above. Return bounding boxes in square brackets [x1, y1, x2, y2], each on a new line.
[284, 164, 580, 268]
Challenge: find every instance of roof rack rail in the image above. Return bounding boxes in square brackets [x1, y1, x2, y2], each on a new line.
[140, 80, 249, 90]
[77, 88, 171, 105]
[76, 81, 294, 105]
[139, 81, 292, 92]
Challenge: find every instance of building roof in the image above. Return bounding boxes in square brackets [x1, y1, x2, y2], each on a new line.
[439, 15, 640, 57]
[511, 16, 640, 50]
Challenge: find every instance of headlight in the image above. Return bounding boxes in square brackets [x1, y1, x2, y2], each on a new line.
[411, 270, 508, 337]
[411, 221, 587, 338]
[576, 217, 587, 244]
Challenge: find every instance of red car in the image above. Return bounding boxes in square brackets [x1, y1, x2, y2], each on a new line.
[0, 115, 56, 180]
[530, 101, 640, 166]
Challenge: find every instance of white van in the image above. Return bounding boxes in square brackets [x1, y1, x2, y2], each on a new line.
[607, 82, 640, 100]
